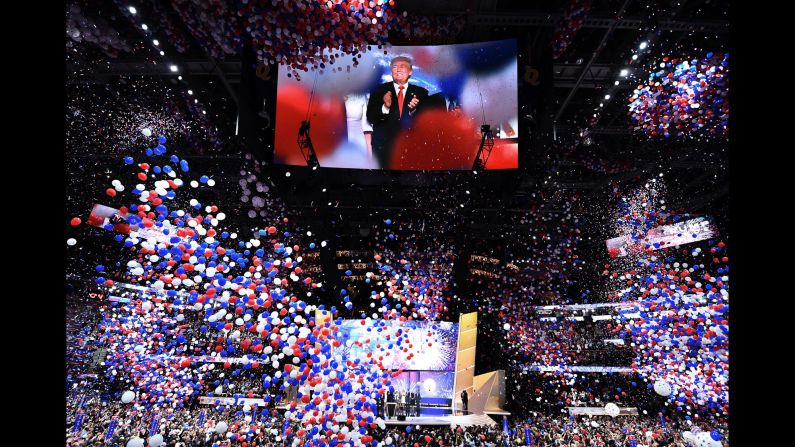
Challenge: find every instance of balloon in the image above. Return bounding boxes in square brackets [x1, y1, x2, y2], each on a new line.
[410, 46, 461, 77]
[126, 437, 144, 447]
[460, 59, 518, 125]
[142, 128, 152, 137]
[275, 85, 345, 165]
[318, 141, 379, 169]
[604, 403, 619, 417]
[215, 421, 228, 433]
[121, 391, 135, 403]
[389, 109, 479, 170]
[70, 217, 82, 226]
[148, 434, 164, 447]
[694, 432, 717, 447]
[67, 238, 77, 246]
[653, 379, 672, 396]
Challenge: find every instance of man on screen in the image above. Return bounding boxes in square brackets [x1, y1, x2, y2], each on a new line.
[366, 56, 429, 169]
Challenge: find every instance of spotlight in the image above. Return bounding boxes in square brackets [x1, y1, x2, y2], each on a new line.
[639, 41, 648, 50]
[620, 69, 629, 77]
[604, 94, 611, 100]
[170, 65, 178, 72]
[153, 39, 159, 46]
[128, 6, 137, 14]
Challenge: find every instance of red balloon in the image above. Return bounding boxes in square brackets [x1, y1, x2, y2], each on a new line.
[70, 217, 82, 226]
[425, 436, 431, 443]
[390, 110, 480, 170]
[484, 138, 519, 169]
[106, 188, 117, 197]
[274, 85, 345, 165]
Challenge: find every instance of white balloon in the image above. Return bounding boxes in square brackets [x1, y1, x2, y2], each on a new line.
[121, 390, 135, 403]
[654, 379, 672, 396]
[142, 128, 152, 137]
[148, 434, 164, 447]
[694, 432, 719, 447]
[460, 59, 519, 126]
[126, 437, 145, 447]
[215, 421, 228, 433]
[67, 238, 77, 246]
[604, 403, 620, 417]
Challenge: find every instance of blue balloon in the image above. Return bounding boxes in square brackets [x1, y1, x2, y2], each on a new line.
[124, 156, 134, 165]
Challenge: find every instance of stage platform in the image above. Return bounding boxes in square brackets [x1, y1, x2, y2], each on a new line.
[383, 414, 497, 427]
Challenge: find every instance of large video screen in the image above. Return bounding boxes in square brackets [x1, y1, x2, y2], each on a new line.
[335, 320, 458, 371]
[275, 39, 519, 170]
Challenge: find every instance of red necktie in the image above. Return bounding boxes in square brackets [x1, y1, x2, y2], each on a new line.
[397, 85, 404, 118]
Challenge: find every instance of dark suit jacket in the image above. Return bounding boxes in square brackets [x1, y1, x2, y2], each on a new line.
[366, 81, 429, 169]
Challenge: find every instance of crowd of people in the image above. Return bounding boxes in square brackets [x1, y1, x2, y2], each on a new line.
[66, 386, 727, 447]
